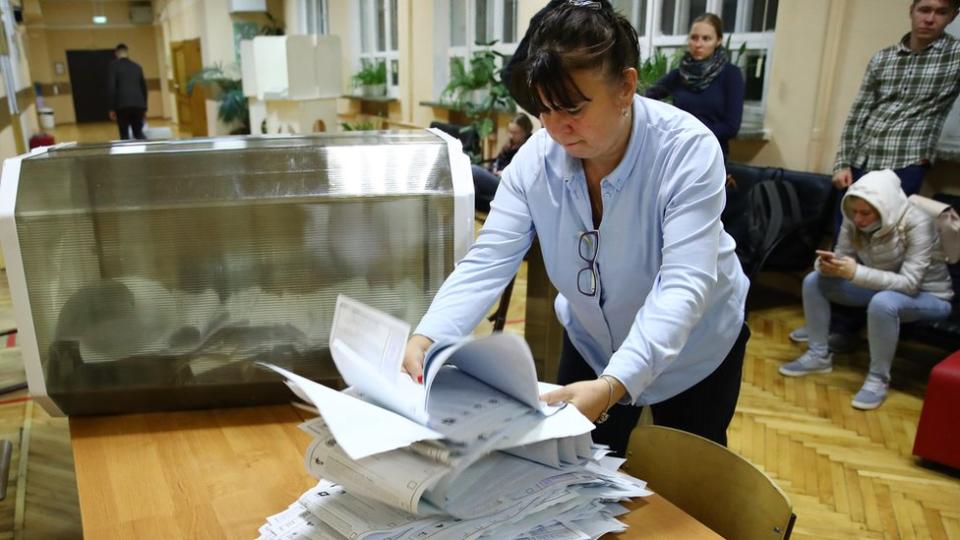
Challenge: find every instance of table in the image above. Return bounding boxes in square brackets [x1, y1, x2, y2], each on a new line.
[70, 405, 721, 539]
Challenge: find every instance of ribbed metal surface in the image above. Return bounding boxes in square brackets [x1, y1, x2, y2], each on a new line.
[14, 132, 456, 412]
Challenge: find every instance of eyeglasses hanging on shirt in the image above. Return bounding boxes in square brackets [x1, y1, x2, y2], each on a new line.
[577, 230, 600, 297]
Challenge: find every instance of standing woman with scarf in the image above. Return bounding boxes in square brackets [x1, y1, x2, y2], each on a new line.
[645, 13, 744, 156]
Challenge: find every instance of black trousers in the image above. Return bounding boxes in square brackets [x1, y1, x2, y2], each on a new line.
[557, 323, 750, 457]
[116, 107, 146, 140]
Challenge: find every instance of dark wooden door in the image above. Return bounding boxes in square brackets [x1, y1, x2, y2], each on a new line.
[66, 49, 116, 123]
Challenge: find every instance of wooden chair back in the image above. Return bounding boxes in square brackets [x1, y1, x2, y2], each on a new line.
[623, 425, 796, 540]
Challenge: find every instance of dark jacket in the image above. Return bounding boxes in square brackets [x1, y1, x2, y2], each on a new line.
[645, 62, 744, 155]
[108, 57, 147, 110]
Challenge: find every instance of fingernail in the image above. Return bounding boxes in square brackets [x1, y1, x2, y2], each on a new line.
[417, 375, 423, 384]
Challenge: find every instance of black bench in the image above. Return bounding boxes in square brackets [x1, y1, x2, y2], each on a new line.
[723, 162, 836, 280]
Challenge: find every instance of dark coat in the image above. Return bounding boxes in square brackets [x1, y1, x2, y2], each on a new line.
[108, 57, 147, 110]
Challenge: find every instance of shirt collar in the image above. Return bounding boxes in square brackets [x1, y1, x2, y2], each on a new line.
[561, 95, 643, 193]
[898, 32, 948, 54]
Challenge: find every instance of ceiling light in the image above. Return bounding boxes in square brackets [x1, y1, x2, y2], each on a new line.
[92, 15, 107, 24]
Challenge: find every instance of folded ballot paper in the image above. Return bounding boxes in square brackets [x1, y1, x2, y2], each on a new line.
[257, 295, 651, 540]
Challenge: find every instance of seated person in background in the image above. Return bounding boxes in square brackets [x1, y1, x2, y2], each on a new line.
[471, 113, 534, 213]
[778, 170, 953, 410]
[791, 0, 960, 350]
[644, 13, 744, 156]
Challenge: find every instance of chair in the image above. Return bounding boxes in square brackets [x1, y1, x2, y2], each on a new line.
[913, 349, 960, 469]
[622, 425, 796, 540]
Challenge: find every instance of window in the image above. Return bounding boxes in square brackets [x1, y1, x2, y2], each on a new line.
[622, 0, 778, 124]
[438, 0, 518, 100]
[355, 0, 399, 96]
[299, 0, 328, 35]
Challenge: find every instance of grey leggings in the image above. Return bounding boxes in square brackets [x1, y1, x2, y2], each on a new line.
[803, 271, 952, 381]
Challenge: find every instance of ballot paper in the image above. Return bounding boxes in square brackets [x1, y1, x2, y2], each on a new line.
[328, 295, 563, 426]
[261, 295, 589, 461]
[256, 296, 652, 540]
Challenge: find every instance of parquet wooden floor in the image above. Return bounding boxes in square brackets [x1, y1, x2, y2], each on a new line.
[733, 286, 960, 540]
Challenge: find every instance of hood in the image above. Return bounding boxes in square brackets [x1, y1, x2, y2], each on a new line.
[842, 169, 907, 235]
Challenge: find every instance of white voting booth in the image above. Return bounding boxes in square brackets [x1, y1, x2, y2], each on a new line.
[241, 34, 342, 135]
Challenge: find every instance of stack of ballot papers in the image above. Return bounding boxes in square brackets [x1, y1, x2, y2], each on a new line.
[256, 295, 651, 540]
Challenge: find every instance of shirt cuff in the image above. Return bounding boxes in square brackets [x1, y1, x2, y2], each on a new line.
[602, 356, 654, 406]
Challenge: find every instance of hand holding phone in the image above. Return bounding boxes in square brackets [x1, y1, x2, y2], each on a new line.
[815, 250, 835, 262]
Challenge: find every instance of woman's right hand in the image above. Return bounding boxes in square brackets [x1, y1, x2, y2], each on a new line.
[402, 334, 434, 384]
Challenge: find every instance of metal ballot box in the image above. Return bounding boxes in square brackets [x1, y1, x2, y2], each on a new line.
[0, 131, 473, 415]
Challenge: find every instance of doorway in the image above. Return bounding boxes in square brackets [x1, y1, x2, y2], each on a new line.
[66, 49, 116, 123]
[170, 39, 207, 137]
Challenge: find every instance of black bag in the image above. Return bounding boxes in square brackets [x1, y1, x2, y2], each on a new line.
[737, 174, 810, 276]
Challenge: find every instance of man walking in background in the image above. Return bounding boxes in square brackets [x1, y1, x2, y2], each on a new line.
[107, 43, 147, 140]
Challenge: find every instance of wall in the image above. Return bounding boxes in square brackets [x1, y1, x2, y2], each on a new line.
[156, 0, 283, 134]
[283, 0, 958, 192]
[23, 0, 164, 125]
[731, 0, 960, 192]
[291, 0, 545, 149]
[2, 2, 37, 156]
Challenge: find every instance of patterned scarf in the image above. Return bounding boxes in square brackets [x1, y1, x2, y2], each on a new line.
[678, 45, 729, 92]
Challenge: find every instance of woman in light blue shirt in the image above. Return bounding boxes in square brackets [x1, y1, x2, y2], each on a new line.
[404, 0, 750, 456]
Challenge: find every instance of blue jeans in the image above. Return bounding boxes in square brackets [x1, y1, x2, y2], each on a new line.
[803, 272, 952, 381]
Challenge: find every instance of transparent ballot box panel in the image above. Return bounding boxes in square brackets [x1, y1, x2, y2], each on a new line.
[0, 131, 473, 415]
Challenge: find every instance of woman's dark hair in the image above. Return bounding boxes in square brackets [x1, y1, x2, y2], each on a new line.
[504, 0, 639, 116]
[691, 13, 723, 41]
[511, 113, 534, 137]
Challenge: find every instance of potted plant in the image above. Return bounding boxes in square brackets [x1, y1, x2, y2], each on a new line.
[440, 42, 516, 161]
[340, 119, 378, 131]
[187, 63, 250, 135]
[443, 52, 496, 106]
[351, 60, 387, 98]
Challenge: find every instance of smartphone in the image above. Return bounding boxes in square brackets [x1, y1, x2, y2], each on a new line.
[815, 250, 835, 261]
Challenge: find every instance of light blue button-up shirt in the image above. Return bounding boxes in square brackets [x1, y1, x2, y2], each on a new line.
[416, 95, 750, 405]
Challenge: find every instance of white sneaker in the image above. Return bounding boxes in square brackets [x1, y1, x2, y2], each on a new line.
[852, 375, 889, 410]
[779, 351, 833, 377]
[788, 326, 809, 343]
[788, 326, 860, 353]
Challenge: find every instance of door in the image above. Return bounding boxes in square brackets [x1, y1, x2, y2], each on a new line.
[66, 49, 116, 123]
[171, 39, 207, 137]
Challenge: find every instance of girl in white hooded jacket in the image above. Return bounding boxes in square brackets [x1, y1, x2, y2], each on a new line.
[779, 169, 954, 409]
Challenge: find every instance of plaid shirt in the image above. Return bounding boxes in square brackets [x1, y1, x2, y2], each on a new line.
[834, 33, 960, 173]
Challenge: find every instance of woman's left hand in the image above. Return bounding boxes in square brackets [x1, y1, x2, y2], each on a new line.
[540, 378, 626, 423]
[820, 255, 857, 280]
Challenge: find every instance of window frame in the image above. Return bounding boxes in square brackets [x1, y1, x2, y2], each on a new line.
[299, 0, 329, 36]
[623, 0, 777, 125]
[353, 0, 400, 97]
[439, 0, 518, 101]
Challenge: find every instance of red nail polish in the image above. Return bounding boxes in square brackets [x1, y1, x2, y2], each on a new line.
[417, 375, 423, 384]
